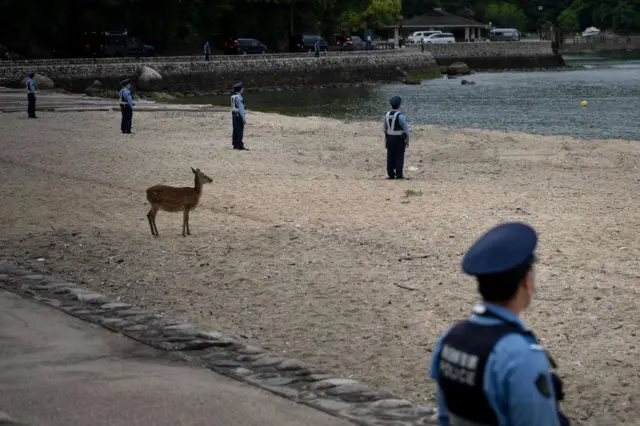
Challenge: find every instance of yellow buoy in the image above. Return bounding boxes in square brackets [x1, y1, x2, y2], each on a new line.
[579, 100, 588, 108]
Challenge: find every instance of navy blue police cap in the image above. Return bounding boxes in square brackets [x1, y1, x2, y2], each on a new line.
[28, 71, 35, 77]
[389, 96, 402, 108]
[233, 81, 243, 89]
[120, 78, 130, 85]
[462, 222, 537, 277]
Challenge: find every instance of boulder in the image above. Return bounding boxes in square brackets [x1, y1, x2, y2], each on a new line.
[446, 61, 471, 76]
[85, 80, 103, 96]
[20, 73, 55, 89]
[136, 66, 163, 90]
[461, 79, 476, 85]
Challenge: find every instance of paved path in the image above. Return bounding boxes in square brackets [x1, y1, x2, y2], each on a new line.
[0, 87, 221, 113]
[0, 290, 353, 426]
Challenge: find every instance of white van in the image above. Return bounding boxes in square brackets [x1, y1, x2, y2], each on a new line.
[423, 32, 456, 44]
[409, 30, 442, 43]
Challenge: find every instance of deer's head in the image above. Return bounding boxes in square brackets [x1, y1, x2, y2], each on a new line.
[191, 167, 213, 184]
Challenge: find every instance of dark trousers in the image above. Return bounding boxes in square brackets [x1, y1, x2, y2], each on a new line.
[315, 50, 320, 57]
[120, 105, 133, 133]
[232, 113, 245, 148]
[386, 138, 406, 178]
[421, 43, 425, 52]
[205, 52, 210, 61]
[27, 93, 36, 117]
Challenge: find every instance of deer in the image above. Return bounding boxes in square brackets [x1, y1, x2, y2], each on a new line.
[146, 167, 213, 237]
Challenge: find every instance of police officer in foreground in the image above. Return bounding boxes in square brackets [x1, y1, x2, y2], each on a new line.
[26, 72, 37, 118]
[430, 222, 570, 426]
[119, 79, 135, 134]
[383, 96, 410, 179]
[231, 81, 247, 150]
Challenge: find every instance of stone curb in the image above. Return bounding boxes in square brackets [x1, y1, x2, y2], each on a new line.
[0, 50, 402, 68]
[0, 262, 437, 426]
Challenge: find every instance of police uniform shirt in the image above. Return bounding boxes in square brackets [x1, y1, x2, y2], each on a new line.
[430, 303, 561, 426]
[27, 78, 36, 95]
[383, 110, 410, 144]
[231, 93, 246, 123]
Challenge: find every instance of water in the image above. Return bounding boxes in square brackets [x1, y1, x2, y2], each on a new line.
[181, 53, 640, 140]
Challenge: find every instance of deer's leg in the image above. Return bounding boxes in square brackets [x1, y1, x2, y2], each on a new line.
[148, 205, 160, 237]
[186, 209, 191, 235]
[182, 209, 189, 237]
[146, 207, 156, 236]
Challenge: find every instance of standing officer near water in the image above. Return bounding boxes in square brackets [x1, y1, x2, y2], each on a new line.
[26, 72, 37, 118]
[429, 222, 571, 426]
[119, 78, 135, 134]
[383, 96, 409, 179]
[204, 41, 211, 61]
[231, 82, 247, 150]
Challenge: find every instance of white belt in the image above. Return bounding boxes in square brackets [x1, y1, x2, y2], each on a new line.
[120, 102, 129, 105]
[231, 108, 240, 112]
[386, 130, 403, 136]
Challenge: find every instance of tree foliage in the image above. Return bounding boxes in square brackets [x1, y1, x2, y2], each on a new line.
[484, 2, 527, 30]
[344, 0, 402, 30]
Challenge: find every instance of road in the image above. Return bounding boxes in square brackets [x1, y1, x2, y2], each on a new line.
[0, 289, 353, 426]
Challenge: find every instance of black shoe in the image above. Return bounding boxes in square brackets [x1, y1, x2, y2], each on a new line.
[387, 176, 396, 179]
[397, 176, 409, 180]
[237, 146, 248, 150]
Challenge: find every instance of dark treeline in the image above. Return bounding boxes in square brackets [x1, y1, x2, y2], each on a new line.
[0, 0, 638, 57]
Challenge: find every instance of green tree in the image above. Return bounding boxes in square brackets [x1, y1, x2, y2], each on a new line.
[484, 2, 527, 30]
[344, 0, 402, 30]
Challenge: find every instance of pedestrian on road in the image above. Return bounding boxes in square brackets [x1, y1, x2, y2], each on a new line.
[421, 36, 425, 52]
[314, 39, 321, 58]
[429, 222, 571, 426]
[119, 78, 135, 134]
[383, 96, 409, 179]
[204, 41, 211, 61]
[231, 82, 247, 150]
[26, 72, 37, 119]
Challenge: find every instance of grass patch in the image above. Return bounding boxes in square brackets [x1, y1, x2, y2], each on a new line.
[405, 189, 423, 197]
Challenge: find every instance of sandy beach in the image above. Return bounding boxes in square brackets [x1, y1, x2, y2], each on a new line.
[1, 109, 639, 425]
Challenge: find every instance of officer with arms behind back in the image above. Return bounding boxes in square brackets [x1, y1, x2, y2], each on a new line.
[384, 96, 410, 179]
[430, 222, 570, 426]
[119, 79, 135, 134]
[231, 81, 247, 150]
[26, 72, 37, 119]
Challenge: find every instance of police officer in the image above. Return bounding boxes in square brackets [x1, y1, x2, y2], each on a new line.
[314, 39, 321, 58]
[429, 222, 571, 426]
[383, 96, 410, 179]
[231, 82, 247, 150]
[26, 72, 37, 118]
[204, 41, 211, 61]
[119, 78, 135, 134]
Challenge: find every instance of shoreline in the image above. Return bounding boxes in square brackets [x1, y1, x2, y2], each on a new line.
[1, 109, 639, 426]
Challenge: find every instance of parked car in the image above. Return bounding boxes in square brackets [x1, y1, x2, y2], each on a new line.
[224, 38, 269, 55]
[82, 31, 155, 57]
[0, 44, 9, 60]
[408, 30, 442, 43]
[350, 36, 366, 50]
[423, 32, 455, 44]
[290, 34, 328, 52]
[336, 35, 354, 50]
[489, 28, 521, 41]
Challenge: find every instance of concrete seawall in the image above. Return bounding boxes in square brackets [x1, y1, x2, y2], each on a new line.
[419, 41, 564, 69]
[0, 43, 563, 94]
[0, 51, 439, 93]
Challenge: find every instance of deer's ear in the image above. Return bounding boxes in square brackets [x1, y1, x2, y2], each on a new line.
[191, 167, 196, 174]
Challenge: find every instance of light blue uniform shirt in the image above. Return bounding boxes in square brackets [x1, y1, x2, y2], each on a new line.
[120, 88, 135, 109]
[430, 303, 561, 426]
[27, 78, 36, 97]
[231, 93, 246, 123]
[383, 110, 410, 144]
[204, 42, 210, 53]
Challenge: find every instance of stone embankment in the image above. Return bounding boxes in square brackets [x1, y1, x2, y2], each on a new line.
[0, 43, 562, 95]
[0, 50, 439, 94]
[418, 41, 563, 69]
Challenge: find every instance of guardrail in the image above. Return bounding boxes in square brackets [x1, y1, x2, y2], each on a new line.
[0, 46, 403, 67]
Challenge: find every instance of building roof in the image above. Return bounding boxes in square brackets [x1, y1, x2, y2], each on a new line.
[386, 8, 487, 29]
